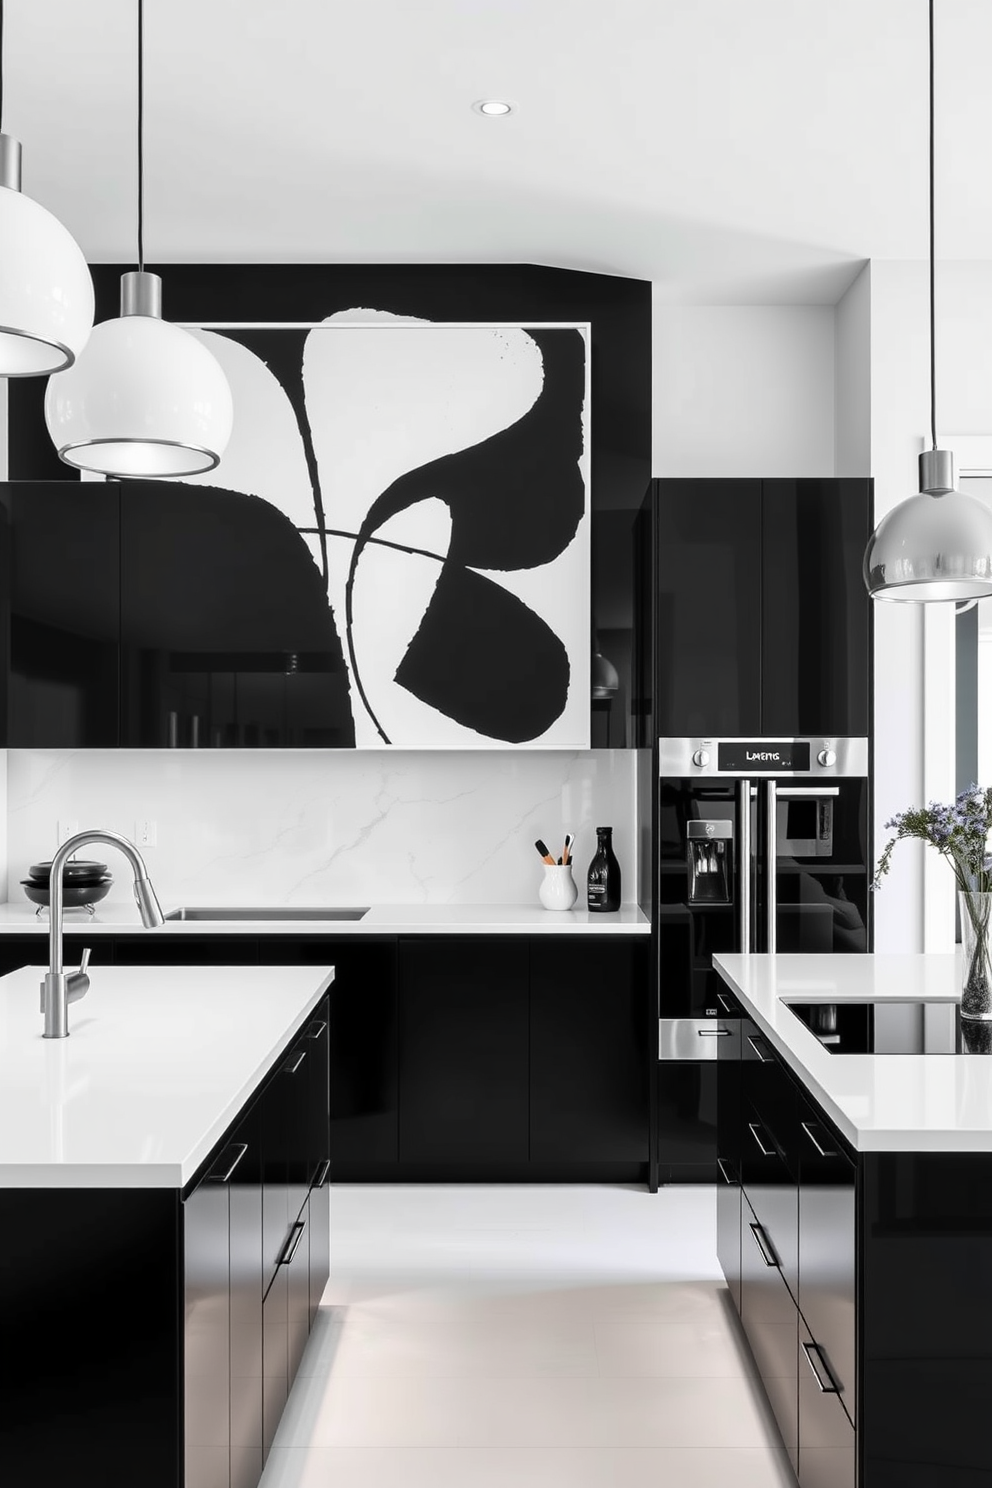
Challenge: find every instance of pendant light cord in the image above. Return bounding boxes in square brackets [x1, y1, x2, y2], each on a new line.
[137, 0, 144, 271]
[928, 0, 933, 446]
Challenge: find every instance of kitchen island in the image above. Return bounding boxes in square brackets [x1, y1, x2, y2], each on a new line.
[0, 962, 333, 1488]
[713, 952, 992, 1488]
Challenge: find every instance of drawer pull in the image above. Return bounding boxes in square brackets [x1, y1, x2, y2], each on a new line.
[208, 1143, 247, 1185]
[802, 1340, 841, 1394]
[698, 1027, 731, 1037]
[748, 1121, 775, 1158]
[716, 992, 735, 1013]
[801, 1120, 837, 1159]
[746, 1033, 773, 1063]
[716, 1156, 735, 1185]
[312, 1159, 331, 1189]
[278, 1220, 306, 1266]
[283, 1049, 307, 1075]
[306, 1019, 328, 1039]
[748, 1221, 778, 1268]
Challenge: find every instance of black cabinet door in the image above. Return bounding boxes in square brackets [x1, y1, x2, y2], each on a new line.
[229, 1103, 264, 1488]
[285, 1197, 311, 1383]
[328, 943, 398, 1166]
[654, 479, 762, 737]
[656, 1061, 718, 1177]
[261, 1268, 288, 1462]
[741, 1022, 799, 1301]
[798, 1314, 856, 1488]
[761, 479, 870, 737]
[797, 1100, 855, 1427]
[119, 480, 354, 747]
[530, 939, 649, 1162]
[715, 994, 743, 1309]
[398, 937, 529, 1165]
[261, 1035, 312, 1296]
[0, 479, 120, 746]
[184, 1150, 232, 1488]
[256, 940, 398, 1167]
[304, 995, 331, 1325]
[740, 1191, 799, 1472]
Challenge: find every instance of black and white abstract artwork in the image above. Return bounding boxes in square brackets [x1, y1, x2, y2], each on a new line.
[177, 311, 590, 748]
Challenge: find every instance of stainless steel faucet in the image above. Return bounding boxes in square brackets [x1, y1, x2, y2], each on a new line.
[42, 829, 165, 1039]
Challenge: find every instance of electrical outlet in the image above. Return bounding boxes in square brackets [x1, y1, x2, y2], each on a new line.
[57, 819, 79, 846]
[134, 819, 157, 848]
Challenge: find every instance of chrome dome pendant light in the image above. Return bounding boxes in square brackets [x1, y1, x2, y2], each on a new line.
[44, 0, 232, 477]
[864, 0, 992, 602]
[0, 0, 94, 374]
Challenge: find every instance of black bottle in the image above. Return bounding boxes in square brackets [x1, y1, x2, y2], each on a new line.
[587, 826, 621, 912]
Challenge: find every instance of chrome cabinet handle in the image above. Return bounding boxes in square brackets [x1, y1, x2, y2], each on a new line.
[278, 1220, 306, 1266]
[748, 1121, 775, 1158]
[748, 1221, 778, 1268]
[739, 779, 752, 952]
[802, 1340, 840, 1393]
[766, 780, 777, 956]
[716, 992, 735, 1013]
[208, 1143, 248, 1184]
[284, 1049, 307, 1074]
[716, 1156, 735, 1185]
[306, 1019, 328, 1039]
[746, 1033, 772, 1063]
[698, 1026, 731, 1037]
[312, 1158, 331, 1189]
[801, 1120, 837, 1159]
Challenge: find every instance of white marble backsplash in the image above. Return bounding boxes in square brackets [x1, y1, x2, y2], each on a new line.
[6, 750, 639, 907]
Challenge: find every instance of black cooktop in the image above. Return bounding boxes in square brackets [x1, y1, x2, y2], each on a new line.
[785, 1000, 992, 1055]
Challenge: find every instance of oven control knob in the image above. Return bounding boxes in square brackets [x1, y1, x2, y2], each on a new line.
[692, 749, 710, 768]
[817, 749, 837, 768]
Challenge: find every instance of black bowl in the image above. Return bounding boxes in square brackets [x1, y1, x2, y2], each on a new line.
[21, 879, 113, 908]
[28, 860, 110, 884]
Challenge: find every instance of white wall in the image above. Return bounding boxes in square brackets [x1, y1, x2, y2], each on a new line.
[864, 260, 992, 951]
[835, 264, 871, 476]
[651, 299, 836, 476]
[6, 749, 637, 909]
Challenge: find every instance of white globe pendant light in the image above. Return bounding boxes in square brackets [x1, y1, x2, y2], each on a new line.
[864, 0, 992, 602]
[0, 3, 94, 374]
[44, 0, 232, 477]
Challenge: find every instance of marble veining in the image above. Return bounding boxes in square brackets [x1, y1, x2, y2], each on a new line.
[7, 749, 639, 908]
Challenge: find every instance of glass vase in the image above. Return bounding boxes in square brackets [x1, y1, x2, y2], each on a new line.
[959, 891, 992, 1020]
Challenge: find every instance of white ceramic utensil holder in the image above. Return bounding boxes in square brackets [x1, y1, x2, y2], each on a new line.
[539, 863, 578, 911]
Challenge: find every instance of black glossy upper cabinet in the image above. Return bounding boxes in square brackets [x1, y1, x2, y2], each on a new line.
[647, 478, 871, 739]
[761, 480, 870, 737]
[653, 480, 763, 739]
[119, 480, 354, 747]
[0, 480, 120, 746]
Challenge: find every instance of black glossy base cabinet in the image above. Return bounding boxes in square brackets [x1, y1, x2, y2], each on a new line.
[717, 991, 992, 1486]
[0, 933, 650, 1183]
[0, 992, 330, 1488]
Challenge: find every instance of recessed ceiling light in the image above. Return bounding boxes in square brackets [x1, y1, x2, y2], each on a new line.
[473, 100, 514, 117]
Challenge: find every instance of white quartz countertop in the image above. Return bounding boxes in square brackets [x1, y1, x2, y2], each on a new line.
[0, 963, 332, 1188]
[714, 952, 992, 1154]
[0, 901, 650, 935]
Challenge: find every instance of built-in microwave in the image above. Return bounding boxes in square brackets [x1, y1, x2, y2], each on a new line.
[775, 786, 836, 858]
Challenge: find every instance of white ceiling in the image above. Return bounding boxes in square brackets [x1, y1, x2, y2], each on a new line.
[7, 0, 992, 303]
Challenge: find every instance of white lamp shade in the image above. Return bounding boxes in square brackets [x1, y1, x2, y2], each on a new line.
[864, 489, 992, 602]
[44, 313, 234, 476]
[0, 184, 94, 374]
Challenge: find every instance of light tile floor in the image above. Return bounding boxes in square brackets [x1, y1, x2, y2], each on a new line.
[259, 1184, 795, 1488]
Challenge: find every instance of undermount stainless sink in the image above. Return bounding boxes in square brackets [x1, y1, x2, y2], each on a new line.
[165, 906, 370, 922]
